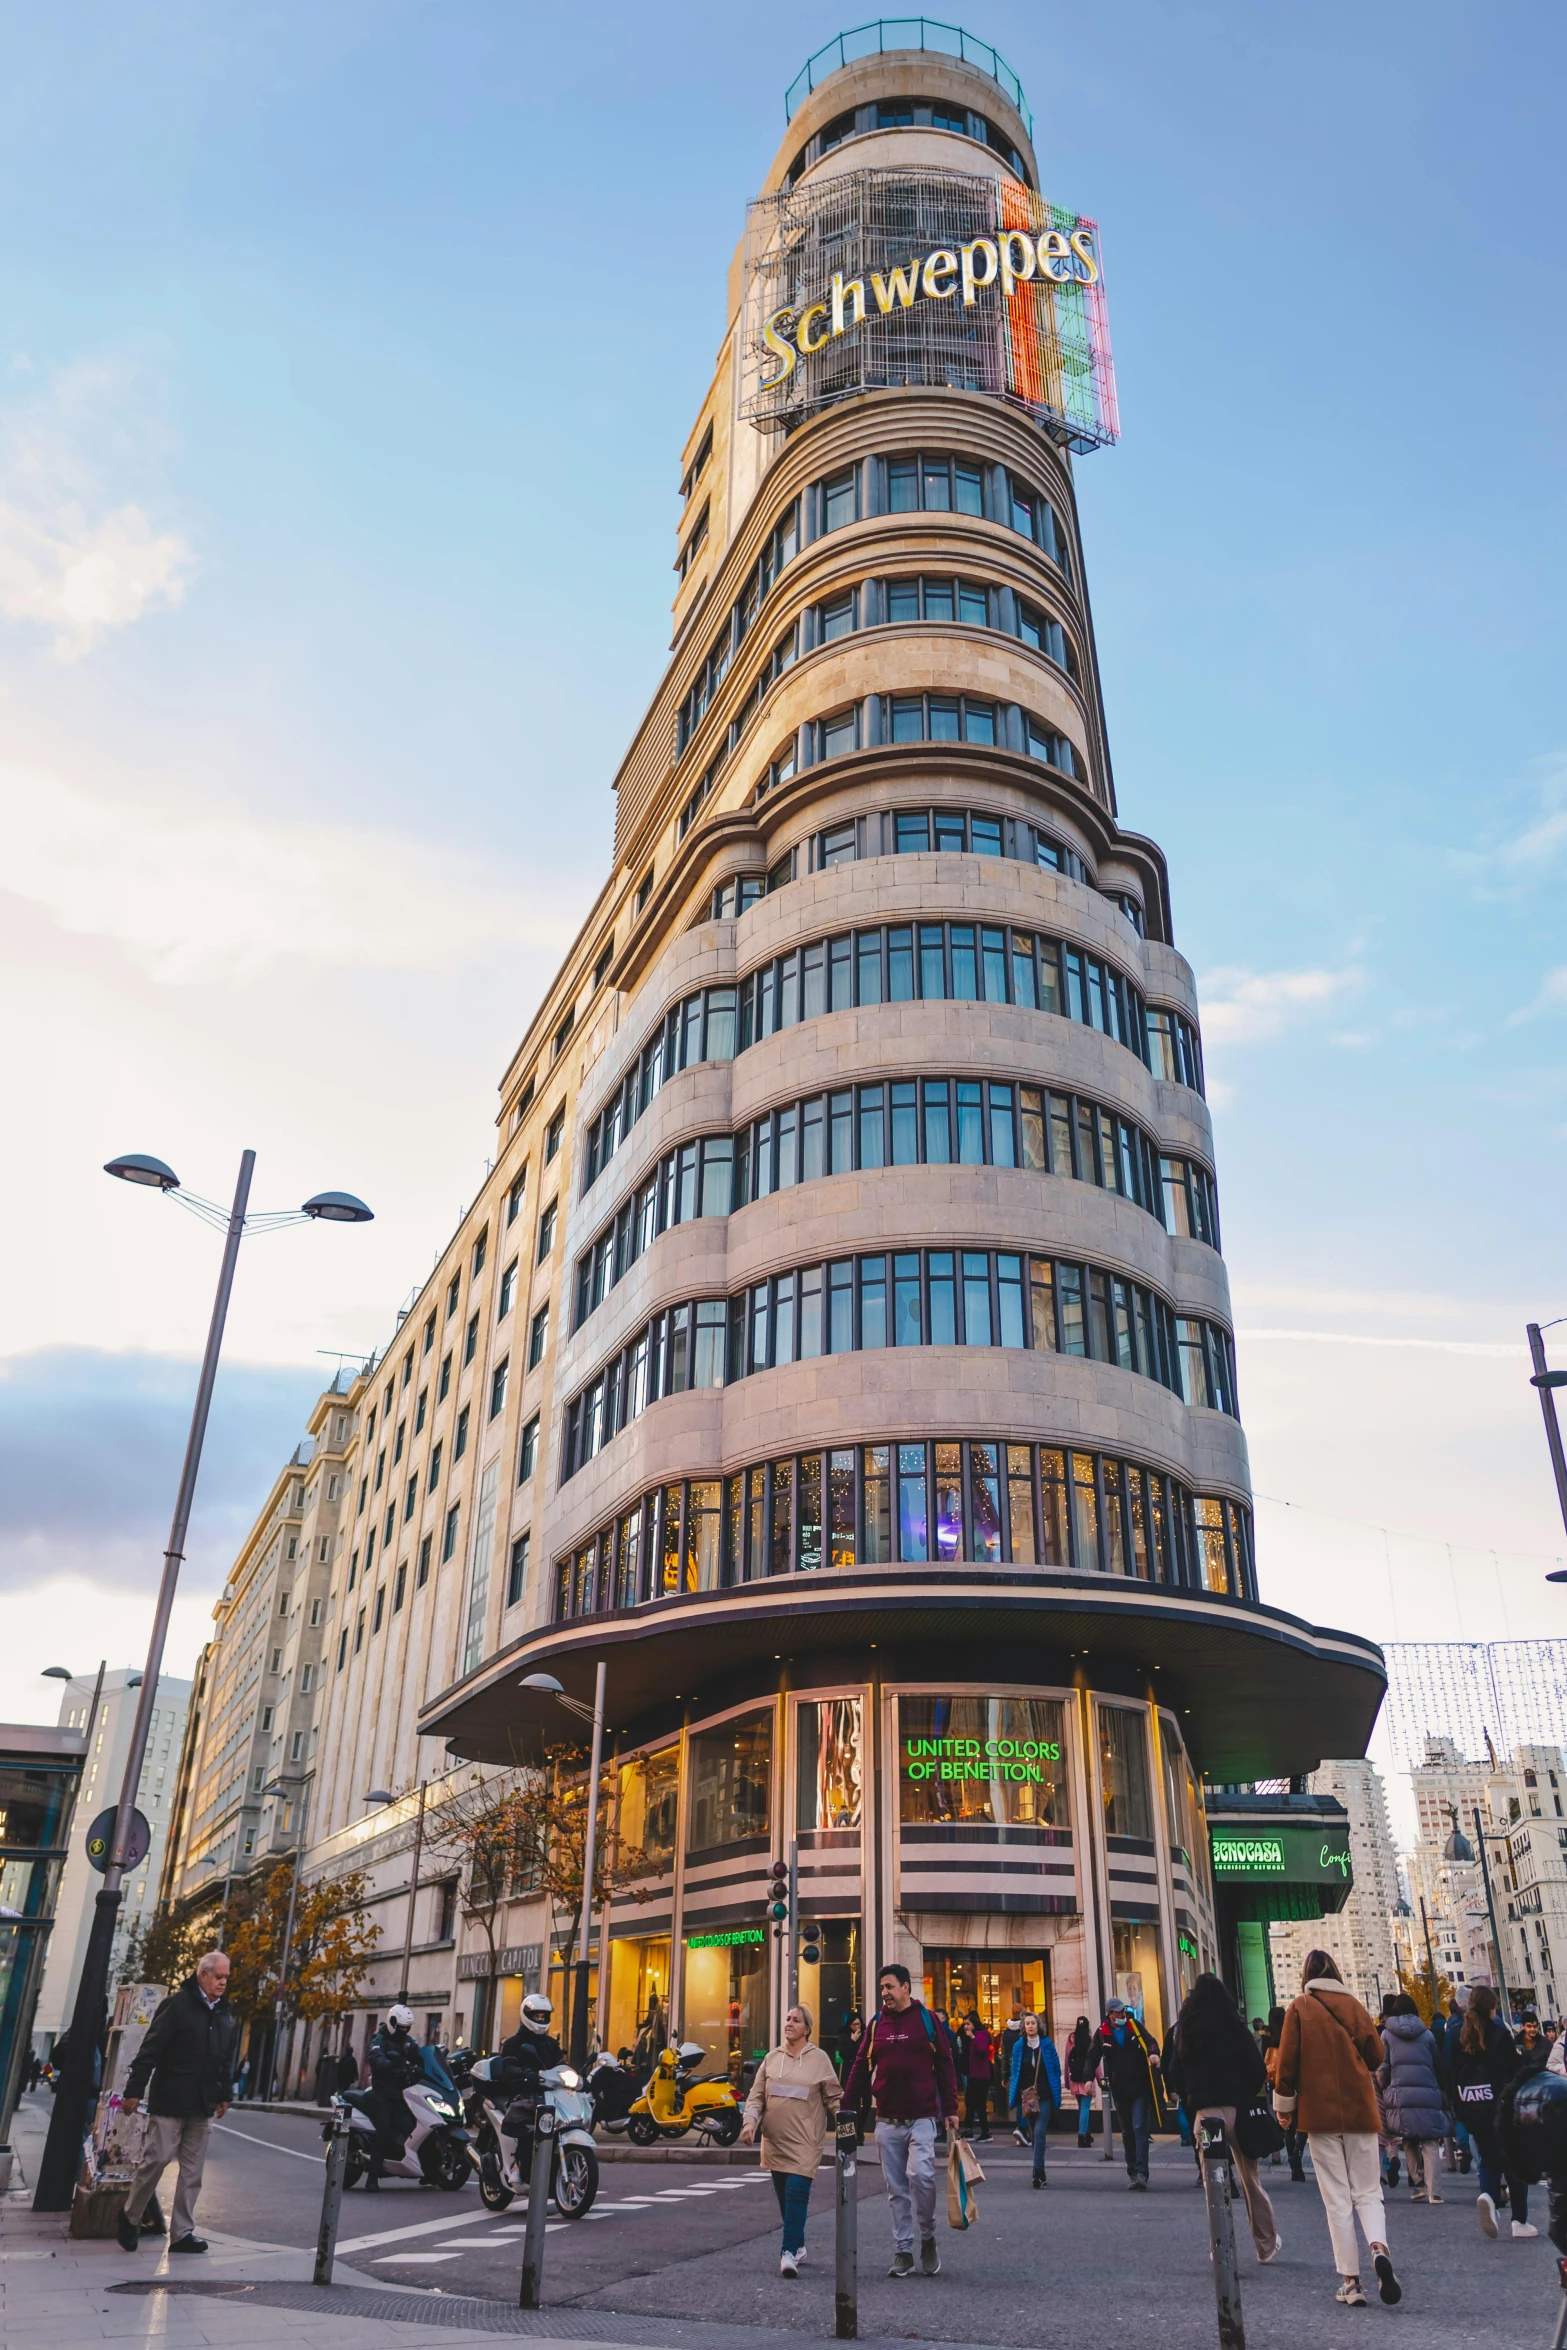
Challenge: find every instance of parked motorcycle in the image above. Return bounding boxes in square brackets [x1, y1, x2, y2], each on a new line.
[587, 2049, 638, 2137]
[457, 2051, 599, 2215]
[325, 2067, 471, 2190]
[626, 2041, 742, 2145]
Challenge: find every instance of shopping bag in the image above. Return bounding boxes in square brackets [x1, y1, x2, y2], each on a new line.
[946, 2132, 985, 2228]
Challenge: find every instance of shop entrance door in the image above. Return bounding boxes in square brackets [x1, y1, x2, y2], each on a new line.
[923, 1948, 1053, 2038]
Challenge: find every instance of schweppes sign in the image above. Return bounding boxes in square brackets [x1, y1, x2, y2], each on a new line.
[743, 167, 1119, 451]
[761, 223, 1101, 389]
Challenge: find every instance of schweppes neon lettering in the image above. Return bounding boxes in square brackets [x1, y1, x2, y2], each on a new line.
[760, 225, 1099, 389]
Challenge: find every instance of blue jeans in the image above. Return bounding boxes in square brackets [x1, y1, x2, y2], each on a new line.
[1117, 2090, 1153, 2180]
[1075, 2094, 1094, 2144]
[1028, 2100, 1054, 2180]
[771, 2169, 813, 2254]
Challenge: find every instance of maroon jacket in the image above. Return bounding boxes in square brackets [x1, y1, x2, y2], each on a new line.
[841, 2003, 959, 2123]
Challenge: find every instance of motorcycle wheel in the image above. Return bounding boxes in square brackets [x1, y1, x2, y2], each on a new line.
[626, 2113, 661, 2147]
[478, 2150, 514, 2212]
[423, 2135, 472, 2192]
[705, 2109, 742, 2148]
[553, 2144, 599, 2217]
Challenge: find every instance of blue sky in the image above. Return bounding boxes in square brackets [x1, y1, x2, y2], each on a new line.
[1, 1, 1564, 1741]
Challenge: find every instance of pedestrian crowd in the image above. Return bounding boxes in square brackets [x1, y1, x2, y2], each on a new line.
[740, 1956, 1565, 2312]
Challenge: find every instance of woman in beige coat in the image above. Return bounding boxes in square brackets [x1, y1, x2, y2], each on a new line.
[741, 2004, 841, 2277]
[1273, 1950, 1402, 2310]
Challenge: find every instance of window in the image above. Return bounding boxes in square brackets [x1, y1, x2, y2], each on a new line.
[635, 867, 654, 914]
[437, 1351, 452, 1402]
[497, 1259, 518, 1319]
[269, 1646, 282, 1674]
[1023, 714, 1078, 776]
[403, 1472, 417, 1523]
[887, 691, 998, 748]
[414, 1387, 427, 1435]
[353, 1609, 365, 1654]
[507, 1532, 530, 1608]
[885, 451, 983, 518]
[592, 938, 615, 989]
[681, 422, 712, 503]
[507, 1168, 527, 1225]
[528, 1302, 549, 1368]
[518, 1413, 540, 1483]
[489, 1358, 510, 1419]
[711, 874, 764, 920]
[290, 1730, 306, 1762]
[536, 1202, 557, 1262]
[455, 1406, 470, 1460]
[553, 1004, 576, 1059]
[372, 1584, 385, 1634]
[511, 1071, 536, 1126]
[392, 1419, 405, 1465]
[463, 1312, 479, 1367]
[442, 1505, 460, 1563]
[821, 465, 859, 532]
[819, 586, 857, 642]
[816, 705, 860, 761]
[471, 1229, 487, 1278]
[545, 1109, 565, 1163]
[446, 1272, 461, 1318]
[393, 1559, 407, 1612]
[261, 1705, 274, 1733]
[336, 1628, 348, 1671]
[417, 1533, 432, 1588]
[676, 500, 708, 579]
[279, 1588, 291, 1617]
[309, 1598, 324, 1627]
[422, 1311, 435, 1355]
[253, 1765, 266, 1792]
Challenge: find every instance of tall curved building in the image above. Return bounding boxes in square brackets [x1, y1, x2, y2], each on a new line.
[400, 24, 1386, 2068]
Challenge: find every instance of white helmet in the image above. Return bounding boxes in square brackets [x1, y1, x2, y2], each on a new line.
[388, 2003, 414, 2031]
[521, 1993, 553, 2034]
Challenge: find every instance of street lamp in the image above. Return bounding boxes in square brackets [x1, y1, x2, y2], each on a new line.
[264, 1772, 314, 2099]
[33, 1148, 373, 2213]
[1526, 1322, 1567, 1577]
[1442, 1803, 1514, 2022]
[521, 1668, 608, 2070]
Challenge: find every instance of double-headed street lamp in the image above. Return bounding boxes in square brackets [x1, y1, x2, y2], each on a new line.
[33, 1148, 372, 2213]
[1529, 1322, 1567, 1582]
[1443, 1803, 1515, 2024]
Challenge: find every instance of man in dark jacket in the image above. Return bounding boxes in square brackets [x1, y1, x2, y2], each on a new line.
[1093, 1998, 1163, 2188]
[116, 1952, 237, 2255]
[364, 2005, 425, 2184]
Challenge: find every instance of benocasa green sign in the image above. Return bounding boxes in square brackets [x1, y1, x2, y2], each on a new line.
[1210, 1824, 1353, 1885]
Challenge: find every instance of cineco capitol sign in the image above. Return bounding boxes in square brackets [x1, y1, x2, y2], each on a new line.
[902, 1734, 1061, 1785]
[760, 225, 1101, 389]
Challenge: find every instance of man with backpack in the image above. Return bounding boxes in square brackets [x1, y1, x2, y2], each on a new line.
[840, 1963, 960, 2276]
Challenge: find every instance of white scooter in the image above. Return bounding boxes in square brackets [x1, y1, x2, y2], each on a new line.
[329, 2069, 471, 2191]
[460, 2055, 599, 2216]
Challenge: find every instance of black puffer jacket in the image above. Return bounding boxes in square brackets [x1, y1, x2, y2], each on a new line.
[1163, 2012, 1266, 2113]
[124, 1977, 238, 2118]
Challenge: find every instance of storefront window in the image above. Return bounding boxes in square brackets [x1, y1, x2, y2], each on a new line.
[1099, 1705, 1153, 1840]
[1112, 1918, 1167, 2044]
[898, 1696, 1067, 1827]
[684, 1932, 768, 2081]
[618, 1743, 679, 1866]
[686, 1712, 772, 1855]
[606, 1934, 670, 2061]
[797, 1697, 862, 1830]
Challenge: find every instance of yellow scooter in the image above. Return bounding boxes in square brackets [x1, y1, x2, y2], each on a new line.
[626, 2041, 742, 2145]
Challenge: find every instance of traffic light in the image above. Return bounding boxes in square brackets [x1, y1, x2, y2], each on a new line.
[765, 1858, 791, 1937]
[800, 1924, 823, 1968]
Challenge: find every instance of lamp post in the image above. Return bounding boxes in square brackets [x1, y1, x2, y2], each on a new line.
[1443, 1804, 1514, 2024]
[521, 1666, 607, 2071]
[1528, 1324, 1567, 1577]
[32, 1150, 372, 2213]
[266, 1772, 313, 2100]
[1419, 1896, 1439, 2015]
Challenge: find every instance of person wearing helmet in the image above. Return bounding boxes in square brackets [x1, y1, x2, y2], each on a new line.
[365, 2006, 425, 2188]
[496, 1993, 563, 2101]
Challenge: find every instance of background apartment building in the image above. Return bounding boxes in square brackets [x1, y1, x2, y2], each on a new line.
[1270, 1758, 1402, 2012]
[32, 1667, 190, 2049]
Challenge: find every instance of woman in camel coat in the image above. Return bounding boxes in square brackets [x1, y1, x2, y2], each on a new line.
[1273, 1950, 1402, 2311]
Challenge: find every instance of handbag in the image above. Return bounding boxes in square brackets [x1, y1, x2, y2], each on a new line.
[946, 2132, 985, 2228]
[1020, 2086, 1041, 2120]
[1233, 2096, 1285, 2160]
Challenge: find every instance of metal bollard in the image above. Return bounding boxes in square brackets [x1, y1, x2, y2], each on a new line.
[1552, 2252, 1567, 2350]
[1102, 2086, 1116, 2162]
[313, 2109, 350, 2287]
[834, 2111, 858, 2340]
[518, 2106, 557, 2311]
[1197, 2116, 1246, 2350]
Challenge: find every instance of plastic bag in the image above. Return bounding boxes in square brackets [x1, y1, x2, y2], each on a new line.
[946, 2132, 985, 2228]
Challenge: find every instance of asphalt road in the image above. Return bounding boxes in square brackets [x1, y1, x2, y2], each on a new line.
[95, 2101, 1567, 2350]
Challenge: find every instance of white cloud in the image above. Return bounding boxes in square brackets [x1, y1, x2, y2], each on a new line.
[1507, 967, 1567, 1027]
[0, 356, 193, 659]
[0, 762, 580, 983]
[1195, 962, 1359, 1046]
[1453, 752, 1567, 896]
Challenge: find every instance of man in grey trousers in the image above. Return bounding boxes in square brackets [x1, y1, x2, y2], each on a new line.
[116, 1950, 238, 2255]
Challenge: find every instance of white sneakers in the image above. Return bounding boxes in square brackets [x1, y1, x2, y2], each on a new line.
[1478, 2193, 1499, 2238]
[794, 2245, 809, 2264]
[1513, 2221, 1539, 2239]
[779, 2251, 799, 2277]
